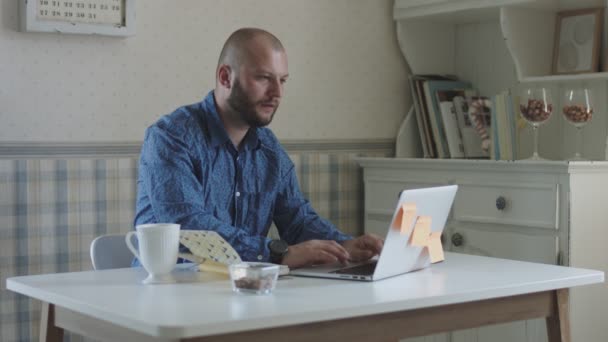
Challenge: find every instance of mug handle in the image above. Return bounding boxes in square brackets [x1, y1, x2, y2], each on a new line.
[125, 231, 140, 260]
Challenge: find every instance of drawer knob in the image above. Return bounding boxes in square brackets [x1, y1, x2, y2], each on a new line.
[451, 233, 464, 247]
[495, 196, 507, 210]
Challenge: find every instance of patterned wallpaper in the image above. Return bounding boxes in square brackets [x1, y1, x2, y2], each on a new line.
[0, 0, 409, 142]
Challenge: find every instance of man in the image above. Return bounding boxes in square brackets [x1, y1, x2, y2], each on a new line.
[135, 28, 383, 269]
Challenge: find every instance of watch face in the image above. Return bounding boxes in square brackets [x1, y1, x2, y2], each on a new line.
[270, 239, 288, 254]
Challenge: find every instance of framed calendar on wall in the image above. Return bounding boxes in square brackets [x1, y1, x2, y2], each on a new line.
[19, 0, 135, 37]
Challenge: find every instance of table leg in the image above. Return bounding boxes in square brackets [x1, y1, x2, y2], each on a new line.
[546, 289, 570, 342]
[39, 302, 64, 342]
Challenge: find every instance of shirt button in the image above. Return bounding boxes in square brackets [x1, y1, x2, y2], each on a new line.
[257, 255, 263, 260]
[235, 191, 241, 197]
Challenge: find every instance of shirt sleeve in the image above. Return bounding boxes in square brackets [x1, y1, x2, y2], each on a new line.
[139, 125, 272, 261]
[272, 165, 353, 245]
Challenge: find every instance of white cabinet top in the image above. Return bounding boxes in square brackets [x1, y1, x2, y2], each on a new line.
[6, 253, 603, 339]
[356, 157, 608, 173]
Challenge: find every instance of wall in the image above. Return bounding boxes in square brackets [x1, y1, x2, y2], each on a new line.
[0, 3, 402, 340]
[0, 0, 409, 142]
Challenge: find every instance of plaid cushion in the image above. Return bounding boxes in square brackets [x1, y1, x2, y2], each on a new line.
[0, 148, 390, 341]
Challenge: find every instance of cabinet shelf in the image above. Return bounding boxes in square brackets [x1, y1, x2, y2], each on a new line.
[393, 0, 556, 23]
[520, 72, 608, 83]
[394, 0, 608, 161]
[394, 0, 607, 81]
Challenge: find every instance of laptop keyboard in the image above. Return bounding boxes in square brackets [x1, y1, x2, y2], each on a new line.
[331, 262, 377, 276]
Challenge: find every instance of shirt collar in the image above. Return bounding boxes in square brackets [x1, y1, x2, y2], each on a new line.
[242, 127, 261, 151]
[202, 91, 261, 151]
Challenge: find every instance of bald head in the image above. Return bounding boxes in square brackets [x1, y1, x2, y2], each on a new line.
[217, 28, 285, 73]
[214, 28, 289, 135]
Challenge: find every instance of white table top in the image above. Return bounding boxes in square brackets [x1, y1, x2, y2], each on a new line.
[6, 252, 604, 339]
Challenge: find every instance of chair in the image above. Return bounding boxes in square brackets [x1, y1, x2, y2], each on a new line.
[90, 234, 134, 270]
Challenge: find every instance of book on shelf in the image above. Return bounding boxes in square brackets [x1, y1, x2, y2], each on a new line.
[436, 90, 467, 158]
[409, 74, 458, 158]
[422, 79, 472, 158]
[409, 77, 431, 158]
[507, 91, 521, 159]
[452, 95, 489, 159]
[490, 95, 500, 160]
[490, 90, 519, 160]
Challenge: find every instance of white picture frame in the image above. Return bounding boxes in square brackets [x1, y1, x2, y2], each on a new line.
[19, 0, 135, 37]
[552, 7, 603, 75]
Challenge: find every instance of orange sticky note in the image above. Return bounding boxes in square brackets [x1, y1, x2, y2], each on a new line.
[392, 203, 417, 234]
[410, 216, 431, 247]
[427, 232, 444, 263]
[401, 203, 417, 235]
[391, 207, 402, 232]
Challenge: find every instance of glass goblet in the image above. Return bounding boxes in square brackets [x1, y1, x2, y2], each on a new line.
[519, 87, 553, 160]
[562, 88, 593, 160]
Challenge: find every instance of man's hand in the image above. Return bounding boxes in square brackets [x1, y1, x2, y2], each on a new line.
[341, 234, 384, 262]
[281, 240, 350, 269]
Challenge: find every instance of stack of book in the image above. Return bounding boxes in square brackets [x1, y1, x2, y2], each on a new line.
[409, 75, 520, 160]
[409, 75, 488, 159]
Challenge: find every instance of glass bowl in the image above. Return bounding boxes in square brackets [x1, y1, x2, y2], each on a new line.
[229, 262, 280, 295]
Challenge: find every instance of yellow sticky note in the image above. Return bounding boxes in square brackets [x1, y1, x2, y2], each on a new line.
[198, 259, 230, 277]
[392, 203, 417, 234]
[410, 216, 431, 247]
[427, 232, 444, 263]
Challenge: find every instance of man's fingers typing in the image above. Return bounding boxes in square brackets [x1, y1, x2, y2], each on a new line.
[283, 239, 353, 268]
[314, 250, 339, 265]
[361, 234, 384, 254]
[320, 241, 350, 262]
[353, 250, 374, 262]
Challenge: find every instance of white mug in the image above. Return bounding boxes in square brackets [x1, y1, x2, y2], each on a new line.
[126, 223, 180, 284]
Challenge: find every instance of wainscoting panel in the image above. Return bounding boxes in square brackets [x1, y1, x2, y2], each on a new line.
[0, 139, 393, 342]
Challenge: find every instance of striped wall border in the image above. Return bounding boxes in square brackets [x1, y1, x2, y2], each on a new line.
[0, 139, 395, 158]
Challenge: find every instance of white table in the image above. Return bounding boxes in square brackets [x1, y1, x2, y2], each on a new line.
[6, 253, 604, 342]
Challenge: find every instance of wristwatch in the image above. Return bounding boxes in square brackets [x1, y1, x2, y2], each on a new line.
[268, 239, 289, 264]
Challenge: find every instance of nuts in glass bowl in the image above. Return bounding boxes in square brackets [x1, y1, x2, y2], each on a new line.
[229, 262, 279, 295]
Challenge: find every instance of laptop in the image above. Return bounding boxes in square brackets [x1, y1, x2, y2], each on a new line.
[290, 185, 458, 281]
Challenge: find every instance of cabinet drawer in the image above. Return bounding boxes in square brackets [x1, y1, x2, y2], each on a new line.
[453, 182, 558, 229]
[365, 179, 443, 211]
[448, 226, 558, 265]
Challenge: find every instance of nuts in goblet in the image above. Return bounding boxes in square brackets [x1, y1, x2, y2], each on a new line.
[562, 104, 593, 124]
[520, 99, 552, 123]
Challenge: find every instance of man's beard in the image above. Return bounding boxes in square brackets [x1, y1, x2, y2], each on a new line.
[227, 79, 277, 127]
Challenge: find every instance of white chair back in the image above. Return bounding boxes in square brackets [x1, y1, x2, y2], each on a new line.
[90, 234, 134, 270]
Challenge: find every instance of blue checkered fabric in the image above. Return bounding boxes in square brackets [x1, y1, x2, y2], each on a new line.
[1, 149, 390, 341]
[1, 158, 138, 342]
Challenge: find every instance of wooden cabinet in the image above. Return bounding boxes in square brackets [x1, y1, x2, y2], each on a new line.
[357, 157, 608, 342]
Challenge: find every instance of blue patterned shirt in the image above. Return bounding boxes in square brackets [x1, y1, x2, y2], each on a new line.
[135, 91, 351, 262]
